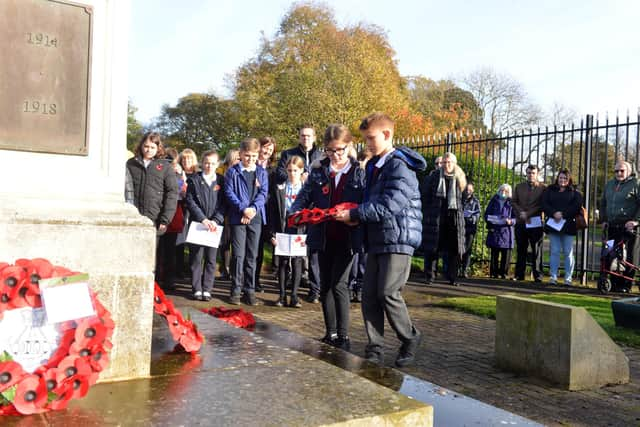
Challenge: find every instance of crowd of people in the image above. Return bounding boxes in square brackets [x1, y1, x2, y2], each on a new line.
[124, 111, 640, 365]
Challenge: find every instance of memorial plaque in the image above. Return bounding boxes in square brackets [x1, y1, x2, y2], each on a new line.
[0, 0, 92, 155]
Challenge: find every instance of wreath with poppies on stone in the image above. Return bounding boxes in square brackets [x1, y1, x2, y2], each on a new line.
[0, 259, 114, 416]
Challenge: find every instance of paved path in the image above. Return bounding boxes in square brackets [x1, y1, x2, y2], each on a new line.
[170, 274, 640, 427]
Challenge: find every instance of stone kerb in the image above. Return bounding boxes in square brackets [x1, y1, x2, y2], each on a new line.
[495, 295, 629, 390]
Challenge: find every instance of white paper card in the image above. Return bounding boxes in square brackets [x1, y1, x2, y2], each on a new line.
[274, 233, 307, 257]
[546, 218, 566, 232]
[487, 215, 506, 225]
[186, 221, 223, 248]
[525, 216, 542, 229]
[41, 282, 95, 324]
[0, 307, 61, 373]
[463, 209, 478, 218]
[606, 239, 615, 249]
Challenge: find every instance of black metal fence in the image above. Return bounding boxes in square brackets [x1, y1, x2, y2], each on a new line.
[398, 111, 640, 282]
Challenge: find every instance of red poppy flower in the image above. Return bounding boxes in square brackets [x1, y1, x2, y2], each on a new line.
[322, 185, 329, 195]
[74, 319, 107, 349]
[13, 374, 48, 414]
[15, 258, 54, 282]
[0, 262, 9, 273]
[41, 329, 76, 371]
[57, 355, 92, 380]
[50, 266, 74, 277]
[214, 184, 220, 191]
[0, 361, 26, 392]
[156, 163, 163, 171]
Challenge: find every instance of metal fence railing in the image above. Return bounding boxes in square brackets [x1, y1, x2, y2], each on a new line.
[396, 111, 640, 282]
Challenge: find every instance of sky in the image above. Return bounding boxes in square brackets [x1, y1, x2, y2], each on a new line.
[129, 0, 640, 125]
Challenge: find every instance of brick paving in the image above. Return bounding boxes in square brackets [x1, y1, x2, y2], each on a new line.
[171, 274, 640, 427]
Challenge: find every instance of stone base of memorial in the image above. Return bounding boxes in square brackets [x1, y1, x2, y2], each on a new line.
[0, 197, 156, 382]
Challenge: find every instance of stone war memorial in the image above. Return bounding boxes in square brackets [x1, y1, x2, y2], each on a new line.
[0, 0, 155, 385]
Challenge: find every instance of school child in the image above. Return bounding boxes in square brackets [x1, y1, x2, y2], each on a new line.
[270, 156, 305, 308]
[184, 150, 225, 301]
[224, 138, 268, 306]
[334, 113, 426, 366]
[292, 124, 364, 351]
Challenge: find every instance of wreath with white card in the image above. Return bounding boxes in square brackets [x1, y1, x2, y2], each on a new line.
[0, 259, 114, 415]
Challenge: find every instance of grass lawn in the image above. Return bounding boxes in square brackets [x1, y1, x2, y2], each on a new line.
[434, 293, 640, 347]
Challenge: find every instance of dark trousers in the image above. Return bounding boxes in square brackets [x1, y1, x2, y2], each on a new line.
[307, 250, 321, 298]
[349, 252, 367, 292]
[318, 242, 354, 338]
[278, 256, 302, 301]
[230, 222, 261, 297]
[461, 232, 476, 275]
[218, 225, 232, 278]
[490, 248, 511, 278]
[515, 224, 544, 279]
[189, 244, 217, 293]
[362, 253, 418, 355]
[254, 225, 268, 289]
[156, 232, 177, 289]
[175, 243, 187, 278]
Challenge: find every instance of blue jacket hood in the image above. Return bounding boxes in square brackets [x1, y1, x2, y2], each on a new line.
[390, 146, 427, 172]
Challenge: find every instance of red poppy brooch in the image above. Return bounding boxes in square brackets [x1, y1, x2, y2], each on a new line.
[0, 259, 115, 415]
[156, 164, 163, 171]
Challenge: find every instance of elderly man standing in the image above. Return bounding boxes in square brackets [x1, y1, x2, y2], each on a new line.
[600, 160, 640, 292]
[276, 125, 324, 303]
[511, 164, 546, 282]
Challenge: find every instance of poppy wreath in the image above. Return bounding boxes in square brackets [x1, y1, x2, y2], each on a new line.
[287, 202, 358, 227]
[153, 284, 203, 353]
[0, 258, 114, 416]
[201, 306, 256, 329]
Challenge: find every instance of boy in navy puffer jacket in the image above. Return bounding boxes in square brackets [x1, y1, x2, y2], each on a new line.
[335, 112, 426, 367]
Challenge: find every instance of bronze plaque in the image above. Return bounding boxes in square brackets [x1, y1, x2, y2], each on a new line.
[0, 0, 92, 155]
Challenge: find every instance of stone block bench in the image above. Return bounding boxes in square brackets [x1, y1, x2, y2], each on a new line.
[495, 295, 629, 390]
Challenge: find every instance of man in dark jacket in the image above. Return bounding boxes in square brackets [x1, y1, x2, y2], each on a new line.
[275, 125, 324, 185]
[275, 125, 324, 302]
[335, 113, 426, 368]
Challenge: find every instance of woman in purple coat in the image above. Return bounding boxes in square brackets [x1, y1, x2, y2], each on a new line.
[484, 184, 516, 279]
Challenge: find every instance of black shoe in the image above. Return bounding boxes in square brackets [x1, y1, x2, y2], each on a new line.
[306, 294, 320, 304]
[450, 282, 460, 287]
[229, 295, 241, 305]
[321, 334, 338, 345]
[364, 351, 384, 365]
[395, 330, 422, 368]
[243, 294, 262, 306]
[511, 276, 523, 281]
[255, 284, 264, 293]
[289, 299, 302, 308]
[534, 277, 543, 283]
[336, 336, 351, 351]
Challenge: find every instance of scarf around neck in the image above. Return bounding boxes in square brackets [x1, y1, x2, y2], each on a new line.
[436, 169, 458, 210]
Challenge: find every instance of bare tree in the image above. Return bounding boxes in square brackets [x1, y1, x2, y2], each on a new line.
[459, 66, 543, 133]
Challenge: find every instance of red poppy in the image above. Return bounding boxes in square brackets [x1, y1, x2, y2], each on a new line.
[214, 184, 220, 191]
[0, 262, 9, 273]
[50, 266, 74, 277]
[0, 361, 26, 392]
[57, 355, 92, 380]
[74, 319, 107, 349]
[42, 329, 76, 371]
[322, 185, 329, 195]
[156, 163, 163, 171]
[15, 258, 54, 282]
[13, 374, 48, 414]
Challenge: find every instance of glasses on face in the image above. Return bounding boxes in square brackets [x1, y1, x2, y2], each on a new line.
[325, 147, 347, 155]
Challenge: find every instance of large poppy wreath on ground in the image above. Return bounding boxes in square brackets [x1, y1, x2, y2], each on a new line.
[0, 259, 114, 416]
